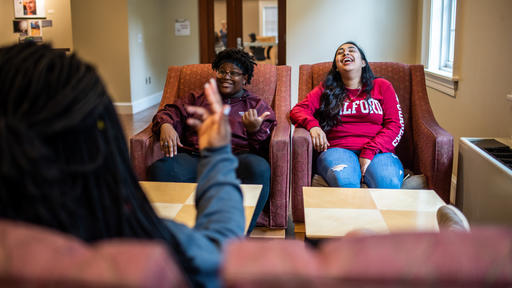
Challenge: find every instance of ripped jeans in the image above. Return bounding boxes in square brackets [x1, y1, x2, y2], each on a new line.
[316, 148, 404, 189]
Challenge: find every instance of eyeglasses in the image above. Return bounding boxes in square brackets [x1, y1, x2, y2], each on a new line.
[216, 70, 243, 78]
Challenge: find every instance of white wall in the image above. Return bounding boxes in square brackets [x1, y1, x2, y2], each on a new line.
[287, 0, 419, 106]
[127, 0, 167, 107]
[71, 0, 131, 103]
[426, 0, 512, 174]
[164, 0, 200, 66]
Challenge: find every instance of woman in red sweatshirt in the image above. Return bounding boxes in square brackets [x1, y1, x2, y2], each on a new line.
[290, 41, 404, 188]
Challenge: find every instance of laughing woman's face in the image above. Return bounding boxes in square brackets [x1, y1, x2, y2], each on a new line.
[335, 43, 366, 73]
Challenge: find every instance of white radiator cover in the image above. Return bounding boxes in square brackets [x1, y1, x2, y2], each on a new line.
[456, 137, 512, 226]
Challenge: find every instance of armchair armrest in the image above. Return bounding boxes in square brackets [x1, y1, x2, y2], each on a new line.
[130, 125, 163, 181]
[255, 64, 290, 228]
[291, 127, 313, 222]
[411, 65, 453, 203]
[413, 117, 453, 203]
[266, 122, 290, 228]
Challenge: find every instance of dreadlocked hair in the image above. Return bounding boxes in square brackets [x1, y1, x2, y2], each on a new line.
[0, 43, 181, 251]
[314, 41, 375, 131]
[212, 48, 256, 84]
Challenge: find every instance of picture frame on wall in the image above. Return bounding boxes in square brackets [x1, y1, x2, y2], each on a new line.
[13, 19, 43, 38]
[13, 20, 29, 36]
[29, 20, 42, 36]
[14, 0, 45, 18]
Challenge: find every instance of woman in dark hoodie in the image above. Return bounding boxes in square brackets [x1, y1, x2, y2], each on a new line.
[149, 48, 275, 234]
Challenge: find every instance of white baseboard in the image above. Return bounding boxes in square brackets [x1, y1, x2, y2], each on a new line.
[114, 91, 162, 114]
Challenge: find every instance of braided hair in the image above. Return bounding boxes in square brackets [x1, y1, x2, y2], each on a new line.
[0, 43, 180, 248]
[212, 48, 256, 84]
[314, 41, 375, 131]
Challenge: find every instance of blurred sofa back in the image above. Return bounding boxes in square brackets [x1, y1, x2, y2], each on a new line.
[0, 220, 189, 288]
[3, 219, 512, 287]
[223, 228, 512, 287]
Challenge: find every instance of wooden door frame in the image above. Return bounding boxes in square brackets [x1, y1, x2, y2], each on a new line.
[199, 0, 286, 64]
[199, 0, 215, 63]
[226, 0, 242, 48]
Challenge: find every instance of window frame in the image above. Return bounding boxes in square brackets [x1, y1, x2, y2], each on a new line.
[421, 0, 459, 96]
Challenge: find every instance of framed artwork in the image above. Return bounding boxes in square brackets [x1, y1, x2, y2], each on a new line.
[29, 20, 42, 36]
[14, 0, 45, 18]
[12, 19, 42, 36]
[13, 20, 29, 36]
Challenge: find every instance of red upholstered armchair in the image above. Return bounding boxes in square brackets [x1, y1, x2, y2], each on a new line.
[130, 63, 291, 228]
[292, 62, 453, 222]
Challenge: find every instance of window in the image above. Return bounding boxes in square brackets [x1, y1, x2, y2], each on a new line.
[421, 0, 458, 96]
[262, 6, 277, 37]
[259, 1, 278, 39]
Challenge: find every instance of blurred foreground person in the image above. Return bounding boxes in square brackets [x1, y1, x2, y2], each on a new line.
[0, 43, 245, 288]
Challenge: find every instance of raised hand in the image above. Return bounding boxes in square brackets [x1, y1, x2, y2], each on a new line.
[242, 109, 270, 133]
[310, 126, 330, 152]
[160, 123, 183, 157]
[186, 79, 231, 150]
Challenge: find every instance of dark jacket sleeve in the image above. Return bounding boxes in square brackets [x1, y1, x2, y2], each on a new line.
[246, 97, 276, 153]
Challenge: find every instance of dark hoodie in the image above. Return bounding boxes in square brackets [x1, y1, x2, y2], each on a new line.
[152, 89, 276, 157]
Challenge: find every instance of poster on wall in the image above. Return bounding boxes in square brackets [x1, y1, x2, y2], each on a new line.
[13, 20, 42, 36]
[29, 20, 42, 36]
[175, 19, 190, 36]
[14, 0, 45, 18]
[13, 20, 29, 36]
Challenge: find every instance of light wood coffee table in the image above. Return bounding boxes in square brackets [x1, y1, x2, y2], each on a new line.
[303, 187, 445, 239]
[140, 181, 262, 233]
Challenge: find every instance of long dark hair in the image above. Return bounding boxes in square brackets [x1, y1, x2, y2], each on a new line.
[0, 43, 181, 251]
[314, 41, 375, 131]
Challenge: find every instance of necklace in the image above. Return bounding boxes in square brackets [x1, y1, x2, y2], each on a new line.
[347, 86, 362, 102]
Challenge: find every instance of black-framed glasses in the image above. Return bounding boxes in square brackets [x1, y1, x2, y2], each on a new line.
[216, 70, 243, 78]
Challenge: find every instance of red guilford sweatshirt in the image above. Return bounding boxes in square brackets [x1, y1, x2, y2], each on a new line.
[290, 78, 404, 160]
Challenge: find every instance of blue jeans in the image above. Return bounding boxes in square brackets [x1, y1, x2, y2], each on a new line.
[149, 152, 270, 234]
[316, 148, 403, 188]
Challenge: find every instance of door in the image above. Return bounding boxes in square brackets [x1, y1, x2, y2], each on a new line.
[199, 0, 286, 65]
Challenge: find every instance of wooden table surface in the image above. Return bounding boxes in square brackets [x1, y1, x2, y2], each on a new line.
[303, 187, 445, 239]
[140, 181, 262, 233]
